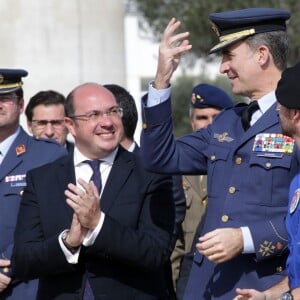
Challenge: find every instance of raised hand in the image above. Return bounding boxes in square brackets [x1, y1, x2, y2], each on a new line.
[154, 17, 192, 89]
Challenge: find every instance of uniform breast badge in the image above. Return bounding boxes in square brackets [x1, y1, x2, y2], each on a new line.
[252, 133, 294, 157]
[5, 174, 26, 187]
[213, 132, 234, 143]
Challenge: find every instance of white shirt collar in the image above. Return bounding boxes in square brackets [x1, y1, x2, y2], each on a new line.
[73, 146, 118, 167]
[0, 126, 20, 160]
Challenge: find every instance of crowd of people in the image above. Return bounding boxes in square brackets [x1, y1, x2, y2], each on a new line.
[0, 5, 299, 300]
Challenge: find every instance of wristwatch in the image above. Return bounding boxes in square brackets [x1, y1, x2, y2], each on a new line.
[280, 291, 293, 300]
[61, 230, 79, 254]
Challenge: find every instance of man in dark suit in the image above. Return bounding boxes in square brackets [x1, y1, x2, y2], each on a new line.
[25, 90, 74, 152]
[0, 69, 67, 299]
[12, 82, 175, 299]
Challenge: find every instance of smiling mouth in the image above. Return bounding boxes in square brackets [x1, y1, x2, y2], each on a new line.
[97, 131, 114, 138]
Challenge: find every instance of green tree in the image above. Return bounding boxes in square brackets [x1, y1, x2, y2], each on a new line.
[132, 0, 300, 65]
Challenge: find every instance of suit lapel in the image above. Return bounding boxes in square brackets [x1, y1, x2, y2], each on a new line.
[55, 154, 76, 223]
[101, 147, 134, 213]
[0, 128, 28, 182]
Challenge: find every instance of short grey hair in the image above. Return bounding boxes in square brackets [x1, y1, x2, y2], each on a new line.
[245, 30, 288, 71]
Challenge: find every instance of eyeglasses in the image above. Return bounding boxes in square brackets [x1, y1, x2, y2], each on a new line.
[69, 107, 123, 121]
[31, 119, 65, 129]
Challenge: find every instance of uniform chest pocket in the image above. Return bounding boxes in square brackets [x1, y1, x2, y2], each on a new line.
[203, 145, 231, 197]
[249, 154, 292, 170]
[247, 154, 293, 206]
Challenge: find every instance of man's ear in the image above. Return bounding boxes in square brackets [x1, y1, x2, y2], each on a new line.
[27, 121, 33, 134]
[293, 109, 300, 121]
[64, 117, 75, 137]
[257, 45, 269, 66]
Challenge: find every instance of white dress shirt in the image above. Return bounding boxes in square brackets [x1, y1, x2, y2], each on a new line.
[59, 146, 118, 263]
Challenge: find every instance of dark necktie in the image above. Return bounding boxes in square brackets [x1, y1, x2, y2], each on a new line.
[241, 100, 259, 131]
[85, 160, 102, 193]
[82, 160, 102, 300]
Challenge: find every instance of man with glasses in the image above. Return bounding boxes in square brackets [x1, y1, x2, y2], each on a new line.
[25, 90, 74, 152]
[0, 69, 66, 299]
[11, 83, 175, 299]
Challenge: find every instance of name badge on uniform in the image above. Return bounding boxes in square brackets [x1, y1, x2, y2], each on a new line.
[252, 133, 294, 158]
[5, 174, 27, 187]
[290, 188, 300, 214]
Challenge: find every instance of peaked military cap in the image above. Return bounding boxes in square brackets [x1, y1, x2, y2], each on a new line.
[190, 83, 234, 109]
[0, 68, 28, 94]
[276, 62, 300, 109]
[208, 8, 290, 54]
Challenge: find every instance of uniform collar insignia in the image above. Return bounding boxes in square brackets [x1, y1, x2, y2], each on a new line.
[16, 144, 26, 156]
[213, 132, 234, 143]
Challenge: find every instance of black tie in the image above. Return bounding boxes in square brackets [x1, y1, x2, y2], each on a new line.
[241, 101, 259, 131]
[85, 160, 102, 193]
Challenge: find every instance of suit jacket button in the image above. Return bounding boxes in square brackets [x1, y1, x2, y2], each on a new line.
[235, 157, 242, 165]
[276, 266, 283, 272]
[265, 162, 272, 169]
[221, 215, 229, 222]
[229, 186, 236, 194]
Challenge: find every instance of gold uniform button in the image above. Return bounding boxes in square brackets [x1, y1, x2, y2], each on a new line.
[142, 123, 147, 129]
[235, 157, 242, 165]
[221, 215, 229, 222]
[3, 267, 9, 273]
[211, 155, 216, 161]
[229, 186, 236, 194]
[276, 266, 283, 272]
[19, 190, 24, 196]
[265, 162, 271, 169]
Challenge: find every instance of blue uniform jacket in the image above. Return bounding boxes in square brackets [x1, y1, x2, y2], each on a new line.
[0, 127, 67, 300]
[286, 172, 300, 290]
[140, 97, 299, 299]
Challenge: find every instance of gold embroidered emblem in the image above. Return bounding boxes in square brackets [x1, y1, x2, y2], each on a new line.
[196, 94, 204, 103]
[259, 240, 275, 256]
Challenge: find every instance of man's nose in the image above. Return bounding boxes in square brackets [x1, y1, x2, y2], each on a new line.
[44, 123, 55, 136]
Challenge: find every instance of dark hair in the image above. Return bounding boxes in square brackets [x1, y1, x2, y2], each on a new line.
[25, 90, 65, 121]
[104, 84, 138, 139]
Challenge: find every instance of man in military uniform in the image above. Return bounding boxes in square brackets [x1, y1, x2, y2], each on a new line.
[140, 8, 298, 299]
[0, 69, 67, 299]
[171, 83, 233, 291]
[235, 63, 300, 300]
